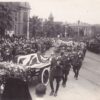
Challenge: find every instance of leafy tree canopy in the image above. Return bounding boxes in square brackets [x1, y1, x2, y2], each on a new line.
[0, 3, 14, 36]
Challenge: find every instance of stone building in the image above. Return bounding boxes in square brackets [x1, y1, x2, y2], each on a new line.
[67, 22, 94, 38]
[1, 2, 30, 38]
[13, 2, 30, 38]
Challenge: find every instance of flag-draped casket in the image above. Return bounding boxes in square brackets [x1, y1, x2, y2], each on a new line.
[0, 53, 51, 83]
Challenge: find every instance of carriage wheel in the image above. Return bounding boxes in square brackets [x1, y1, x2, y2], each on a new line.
[41, 68, 49, 86]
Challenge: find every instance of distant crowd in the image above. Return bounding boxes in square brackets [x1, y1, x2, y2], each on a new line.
[0, 35, 53, 62]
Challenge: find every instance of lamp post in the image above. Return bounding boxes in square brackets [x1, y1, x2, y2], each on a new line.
[27, 10, 30, 39]
[64, 23, 68, 38]
[78, 20, 80, 37]
[65, 25, 67, 38]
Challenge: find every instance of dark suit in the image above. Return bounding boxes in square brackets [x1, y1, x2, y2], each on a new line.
[49, 57, 63, 96]
[1, 78, 32, 100]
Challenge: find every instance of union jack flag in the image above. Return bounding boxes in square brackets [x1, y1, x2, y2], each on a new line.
[17, 53, 51, 68]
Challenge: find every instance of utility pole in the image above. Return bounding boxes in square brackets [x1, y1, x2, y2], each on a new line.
[78, 20, 80, 37]
[64, 22, 68, 38]
[27, 10, 30, 39]
[26, 3, 30, 40]
[65, 26, 67, 38]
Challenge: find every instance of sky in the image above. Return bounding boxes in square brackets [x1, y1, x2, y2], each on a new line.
[1, 0, 100, 24]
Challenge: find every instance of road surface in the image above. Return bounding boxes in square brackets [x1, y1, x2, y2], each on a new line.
[29, 50, 100, 100]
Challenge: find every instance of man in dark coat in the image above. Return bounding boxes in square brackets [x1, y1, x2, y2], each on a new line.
[60, 52, 71, 87]
[1, 78, 32, 100]
[49, 54, 63, 96]
[72, 52, 83, 80]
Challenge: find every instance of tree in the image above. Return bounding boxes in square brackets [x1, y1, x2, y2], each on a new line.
[0, 3, 14, 37]
[66, 26, 75, 37]
[29, 16, 43, 38]
[43, 14, 65, 37]
[54, 22, 65, 37]
[43, 19, 55, 37]
[29, 14, 65, 38]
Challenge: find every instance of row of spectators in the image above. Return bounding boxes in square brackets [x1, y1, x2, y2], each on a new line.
[0, 35, 53, 62]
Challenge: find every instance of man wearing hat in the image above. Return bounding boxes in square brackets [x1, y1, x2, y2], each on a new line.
[49, 54, 63, 96]
[60, 52, 71, 87]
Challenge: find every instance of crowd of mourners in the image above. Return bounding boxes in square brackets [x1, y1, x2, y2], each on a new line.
[0, 35, 87, 98]
[0, 35, 53, 62]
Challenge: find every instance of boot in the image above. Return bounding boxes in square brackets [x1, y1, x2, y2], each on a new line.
[54, 92, 57, 97]
[50, 90, 54, 96]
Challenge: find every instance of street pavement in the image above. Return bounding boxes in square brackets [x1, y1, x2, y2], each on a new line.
[29, 50, 100, 100]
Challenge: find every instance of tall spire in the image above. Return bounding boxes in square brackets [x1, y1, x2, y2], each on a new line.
[48, 13, 54, 22]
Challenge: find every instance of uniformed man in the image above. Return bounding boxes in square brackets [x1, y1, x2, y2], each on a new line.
[72, 52, 83, 80]
[60, 52, 71, 87]
[82, 43, 87, 58]
[49, 54, 63, 96]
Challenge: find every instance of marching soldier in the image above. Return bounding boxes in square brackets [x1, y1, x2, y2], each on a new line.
[83, 43, 87, 58]
[49, 54, 63, 96]
[72, 51, 83, 80]
[60, 52, 71, 87]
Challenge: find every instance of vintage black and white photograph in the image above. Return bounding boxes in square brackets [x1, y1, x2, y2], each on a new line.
[0, 0, 100, 100]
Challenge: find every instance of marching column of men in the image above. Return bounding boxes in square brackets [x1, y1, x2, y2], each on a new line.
[49, 42, 87, 96]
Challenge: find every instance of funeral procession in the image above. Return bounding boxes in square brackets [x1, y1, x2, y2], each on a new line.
[0, 1, 100, 100]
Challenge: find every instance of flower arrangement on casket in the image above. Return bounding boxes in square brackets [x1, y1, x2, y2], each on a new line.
[0, 62, 27, 83]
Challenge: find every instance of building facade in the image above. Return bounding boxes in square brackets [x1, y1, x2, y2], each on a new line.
[67, 22, 94, 38]
[1, 2, 30, 38]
